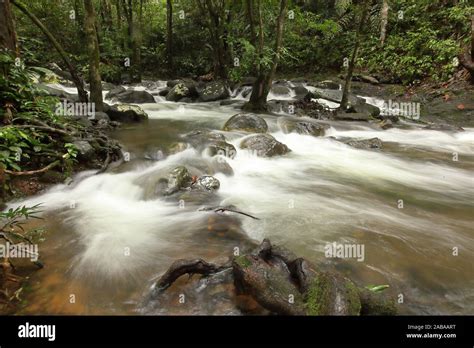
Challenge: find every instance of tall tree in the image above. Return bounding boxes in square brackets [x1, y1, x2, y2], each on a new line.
[166, 0, 173, 73]
[244, 0, 288, 112]
[11, 0, 89, 103]
[122, 0, 142, 82]
[379, 0, 389, 46]
[0, 0, 18, 54]
[84, 0, 104, 112]
[197, 0, 232, 79]
[459, 14, 474, 83]
[339, 0, 371, 111]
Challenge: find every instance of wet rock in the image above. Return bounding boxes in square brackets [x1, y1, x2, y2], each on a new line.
[359, 289, 397, 315]
[166, 82, 192, 102]
[344, 137, 383, 149]
[105, 104, 148, 122]
[379, 119, 393, 130]
[271, 84, 292, 96]
[353, 74, 380, 85]
[105, 85, 126, 99]
[348, 100, 381, 117]
[310, 80, 340, 90]
[293, 85, 314, 101]
[210, 156, 234, 176]
[184, 129, 236, 160]
[194, 175, 220, 192]
[333, 111, 371, 121]
[158, 88, 169, 97]
[223, 113, 268, 133]
[233, 254, 307, 315]
[278, 117, 329, 136]
[305, 271, 361, 315]
[109, 89, 155, 103]
[72, 140, 95, 160]
[165, 166, 192, 195]
[185, 128, 226, 146]
[197, 81, 230, 102]
[312, 88, 362, 105]
[240, 134, 291, 157]
[205, 141, 237, 159]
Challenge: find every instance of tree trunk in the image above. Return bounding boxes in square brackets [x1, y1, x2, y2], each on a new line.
[122, 0, 141, 82]
[11, 0, 88, 103]
[166, 0, 173, 73]
[0, 0, 18, 54]
[458, 15, 474, 83]
[244, 0, 288, 112]
[380, 0, 389, 46]
[84, 0, 104, 112]
[340, 0, 370, 110]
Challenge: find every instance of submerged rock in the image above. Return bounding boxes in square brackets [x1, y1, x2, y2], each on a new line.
[223, 113, 268, 133]
[278, 117, 329, 136]
[240, 134, 291, 157]
[344, 137, 383, 149]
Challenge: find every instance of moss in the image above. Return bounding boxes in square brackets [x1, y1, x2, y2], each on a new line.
[234, 255, 252, 269]
[305, 275, 331, 316]
[344, 279, 362, 315]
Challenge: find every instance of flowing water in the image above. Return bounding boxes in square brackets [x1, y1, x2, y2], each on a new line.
[9, 83, 474, 315]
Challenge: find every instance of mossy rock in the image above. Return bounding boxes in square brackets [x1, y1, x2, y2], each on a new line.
[305, 271, 361, 315]
[359, 288, 397, 315]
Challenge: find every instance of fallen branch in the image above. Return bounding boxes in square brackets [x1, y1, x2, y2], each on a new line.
[4, 160, 61, 176]
[154, 259, 230, 292]
[198, 205, 260, 220]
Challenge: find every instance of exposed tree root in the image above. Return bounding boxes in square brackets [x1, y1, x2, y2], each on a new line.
[154, 258, 231, 292]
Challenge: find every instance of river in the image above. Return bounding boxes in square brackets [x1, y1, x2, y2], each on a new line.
[10, 82, 474, 315]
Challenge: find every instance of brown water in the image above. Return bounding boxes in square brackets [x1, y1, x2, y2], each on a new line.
[10, 100, 474, 315]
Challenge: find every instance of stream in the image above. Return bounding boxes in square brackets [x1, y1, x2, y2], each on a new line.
[9, 82, 474, 315]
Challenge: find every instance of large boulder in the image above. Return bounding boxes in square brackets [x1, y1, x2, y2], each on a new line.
[348, 99, 381, 117]
[105, 104, 148, 122]
[166, 82, 193, 102]
[106, 88, 155, 103]
[184, 129, 236, 160]
[197, 81, 230, 102]
[278, 117, 329, 136]
[240, 134, 291, 157]
[223, 113, 268, 133]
